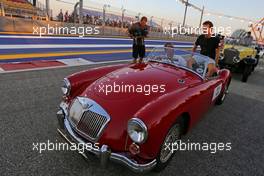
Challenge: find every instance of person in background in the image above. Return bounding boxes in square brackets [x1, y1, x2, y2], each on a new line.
[192, 20, 220, 66]
[58, 9, 63, 22]
[243, 31, 253, 46]
[163, 43, 187, 66]
[128, 16, 149, 63]
[64, 11, 69, 22]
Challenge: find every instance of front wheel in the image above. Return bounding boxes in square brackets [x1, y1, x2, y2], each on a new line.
[241, 65, 252, 82]
[154, 122, 182, 172]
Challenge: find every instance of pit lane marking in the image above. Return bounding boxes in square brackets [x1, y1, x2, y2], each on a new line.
[57, 58, 94, 66]
[0, 59, 131, 74]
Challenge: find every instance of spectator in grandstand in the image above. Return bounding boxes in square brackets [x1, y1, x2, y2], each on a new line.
[84, 14, 90, 24]
[58, 9, 63, 22]
[129, 16, 149, 64]
[64, 10, 69, 22]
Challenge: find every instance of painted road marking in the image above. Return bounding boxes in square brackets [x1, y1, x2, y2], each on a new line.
[0, 35, 193, 43]
[0, 49, 133, 60]
[0, 60, 66, 71]
[0, 44, 192, 49]
[0, 58, 131, 74]
[0, 48, 193, 61]
[57, 58, 94, 66]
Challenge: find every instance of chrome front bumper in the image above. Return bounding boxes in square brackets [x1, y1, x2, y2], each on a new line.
[56, 109, 156, 173]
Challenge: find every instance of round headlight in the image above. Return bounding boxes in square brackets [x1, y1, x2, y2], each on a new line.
[233, 56, 240, 63]
[127, 118, 148, 144]
[61, 78, 71, 96]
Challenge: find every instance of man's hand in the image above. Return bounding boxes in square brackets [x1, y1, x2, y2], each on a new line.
[187, 57, 195, 69]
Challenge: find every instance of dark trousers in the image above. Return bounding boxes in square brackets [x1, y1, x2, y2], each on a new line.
[132, 44, 146, 59]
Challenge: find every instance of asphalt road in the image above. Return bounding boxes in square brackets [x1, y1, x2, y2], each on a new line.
[0, 60, 264, 176]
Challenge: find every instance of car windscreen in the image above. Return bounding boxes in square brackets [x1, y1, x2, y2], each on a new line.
[146, 47, 210, 78]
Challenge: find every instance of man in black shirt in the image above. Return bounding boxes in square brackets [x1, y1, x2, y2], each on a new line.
[129, 17, 149, 63]
[192, 21, 220, 65]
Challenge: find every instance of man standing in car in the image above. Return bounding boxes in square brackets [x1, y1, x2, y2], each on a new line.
[129, 16, 149, 63]
[243, 31, 253, 46]
[192, 21, 220, 66]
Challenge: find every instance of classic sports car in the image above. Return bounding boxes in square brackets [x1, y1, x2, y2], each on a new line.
[219, 32, 260, 82]
[219, 44, 259, 82]
[56, 47, 231, 172]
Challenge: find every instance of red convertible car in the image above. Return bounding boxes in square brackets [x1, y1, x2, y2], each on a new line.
[56, 47, 231, 172]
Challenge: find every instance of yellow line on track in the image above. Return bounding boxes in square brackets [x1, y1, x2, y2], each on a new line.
[0, 49, 133, 60]
[0, 48, 192, 60]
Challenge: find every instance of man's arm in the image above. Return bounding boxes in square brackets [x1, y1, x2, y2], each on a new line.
[192, 36, 200, 56]
[143, 26, 149, 37]
[215, 48, 220, 66]
[192, 44, 197, 56]
[128, 24, 135, 38]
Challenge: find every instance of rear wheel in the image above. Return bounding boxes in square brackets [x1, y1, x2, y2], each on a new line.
[242, 65, 252, 82]
[154, 122, 182, 172]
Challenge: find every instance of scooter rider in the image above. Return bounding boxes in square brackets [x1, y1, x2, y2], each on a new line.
[129, 16, 149, 63]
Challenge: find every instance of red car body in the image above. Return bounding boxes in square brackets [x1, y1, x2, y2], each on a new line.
[57, 54, 231, 172]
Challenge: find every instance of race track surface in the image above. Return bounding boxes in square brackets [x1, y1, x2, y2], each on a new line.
[0, 35, 193, 63]
[0, 59, 264, 176]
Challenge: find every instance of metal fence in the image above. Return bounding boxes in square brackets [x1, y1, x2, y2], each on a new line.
[0, 0, 47, 20]
[0, 15, 196, 42]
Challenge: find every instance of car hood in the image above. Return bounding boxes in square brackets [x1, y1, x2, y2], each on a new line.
[79, 63, 200, 148]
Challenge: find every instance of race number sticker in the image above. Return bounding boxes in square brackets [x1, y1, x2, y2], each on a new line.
[212, 83, 222, 101]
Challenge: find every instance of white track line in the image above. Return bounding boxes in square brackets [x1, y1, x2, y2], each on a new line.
[57, 58, 94, 66]
[0, 35, 193, 43]
[0, 44, 192, 49]
[0, 67, 4, 73]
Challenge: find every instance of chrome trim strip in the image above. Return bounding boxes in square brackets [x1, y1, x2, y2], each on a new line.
[57, 127, 89, 160]
[57, 118, 156, 173]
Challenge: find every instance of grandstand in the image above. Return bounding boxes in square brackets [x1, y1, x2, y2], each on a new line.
[0, 0, 46, 19]
[0, 0, 196, 41]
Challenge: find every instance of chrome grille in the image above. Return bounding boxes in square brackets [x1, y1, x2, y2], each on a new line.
[76, 110, 109, 140]
[68, 97, 111, 142]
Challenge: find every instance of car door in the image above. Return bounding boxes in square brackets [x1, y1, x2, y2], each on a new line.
[188, 77, 223, 126]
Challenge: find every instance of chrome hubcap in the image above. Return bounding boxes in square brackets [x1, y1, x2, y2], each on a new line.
[160, 124, 180, 163]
